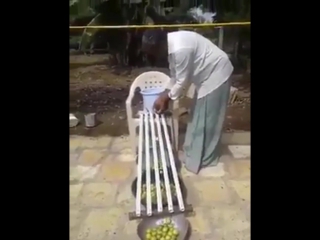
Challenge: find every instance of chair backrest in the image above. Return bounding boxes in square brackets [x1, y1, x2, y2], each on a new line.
[129, 71, 171, 96]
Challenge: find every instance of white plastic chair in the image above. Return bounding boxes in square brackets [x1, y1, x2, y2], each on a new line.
[126, 71, 179, 155]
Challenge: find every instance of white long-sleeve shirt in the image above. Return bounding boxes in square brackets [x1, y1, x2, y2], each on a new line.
[167, 31, 234, 100]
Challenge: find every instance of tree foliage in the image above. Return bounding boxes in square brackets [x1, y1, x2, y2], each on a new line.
[215, 0, 250, 21]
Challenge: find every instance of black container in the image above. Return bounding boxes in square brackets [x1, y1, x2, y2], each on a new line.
[131, 168, 187, 210]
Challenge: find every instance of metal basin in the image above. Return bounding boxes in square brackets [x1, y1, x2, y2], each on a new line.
[131, 168, 188, 209]
[137, 214, 190, 240]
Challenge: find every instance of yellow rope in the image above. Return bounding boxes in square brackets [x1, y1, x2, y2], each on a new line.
[69, 22, 251, 30]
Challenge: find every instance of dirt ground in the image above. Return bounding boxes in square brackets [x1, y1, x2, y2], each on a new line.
[69, 54, 250, 137]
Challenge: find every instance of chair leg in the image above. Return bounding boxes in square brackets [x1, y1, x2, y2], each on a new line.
[168, 117, 175, 151]
[172, 114, 179, 152]
[128, 119, 136, 155]
[166, 116, 178, 152]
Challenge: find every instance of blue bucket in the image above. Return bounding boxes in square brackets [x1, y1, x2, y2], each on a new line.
[140, 88, 164, 112]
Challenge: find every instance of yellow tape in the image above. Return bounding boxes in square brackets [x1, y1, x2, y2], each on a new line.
[69, 22, 251, 29]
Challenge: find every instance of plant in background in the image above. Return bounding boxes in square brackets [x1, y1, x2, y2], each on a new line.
[188, 5, 217, 23]
[70, 0, 100, 51]
[70, 0, 96, 20]
[69, 0, 78, 6]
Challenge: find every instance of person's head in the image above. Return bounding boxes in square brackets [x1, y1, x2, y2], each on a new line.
[141, 29, 168, 59]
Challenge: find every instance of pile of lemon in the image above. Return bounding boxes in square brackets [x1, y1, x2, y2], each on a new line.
[145, 218, 179, 240]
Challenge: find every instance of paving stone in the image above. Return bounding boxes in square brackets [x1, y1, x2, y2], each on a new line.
[69, 138, 251, 239]
[80, 183, 118, 207]
[119, 147, 133, 155]
[96, 161, 133, 182]
[244, 202, 251, 221]
[181, 162, 226, 177]
[117, 234, 140, 240]
[70, 137, 82, 151]
[123, 220, 139, 235]
[209, 205, 250, 231]
[70, 183, 83, 205]
[192, 179, 232, 204]
[116, 184, 134, 205]
[78, 149, 103, 166]
[70, 207, 87, 230]
[80, 137, 99, 148]
[118, 153, 136, 162]
[77, 207, 126, 240]
[96, 136, 113, 148]
[230, 180, 250, 201]
[222, 132, 250, 145]
[70, 165, 101, 182]
[116, 186, 135, 214]
[108, 137, 131, 153]
[70, 228, 79, 240]
[226, 159, 251, 179]
[198, 162, 225, 177]
[103, 153, 136, 162]
[189, 232, 212, 240]
[70, 153, 79, 166]
[214, 227, 251, 240]
[228, 145, 251, 159]
[182, 178, 201, 205]
[187, 207, 212, 235]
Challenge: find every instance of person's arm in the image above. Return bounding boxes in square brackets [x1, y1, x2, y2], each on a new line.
[168, 48, 194, 100]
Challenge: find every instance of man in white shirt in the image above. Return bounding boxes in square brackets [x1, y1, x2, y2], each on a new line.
[142, 29, 234, 174]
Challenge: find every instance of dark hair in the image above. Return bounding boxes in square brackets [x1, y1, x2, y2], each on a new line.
[142, 29, 168, 46]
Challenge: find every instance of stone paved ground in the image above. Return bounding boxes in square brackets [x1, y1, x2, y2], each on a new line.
[70, 135, 250, 240]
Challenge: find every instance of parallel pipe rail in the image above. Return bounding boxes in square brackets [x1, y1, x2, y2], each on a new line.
[155, 113, 174, 213]
[149, 112, 163, 213]
[129, 112, 192, 220]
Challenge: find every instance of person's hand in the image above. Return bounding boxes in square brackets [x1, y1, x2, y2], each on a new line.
[153, 92, 171, 114]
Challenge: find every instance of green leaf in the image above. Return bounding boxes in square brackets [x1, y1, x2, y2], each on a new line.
[79, 13, 102, 52]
